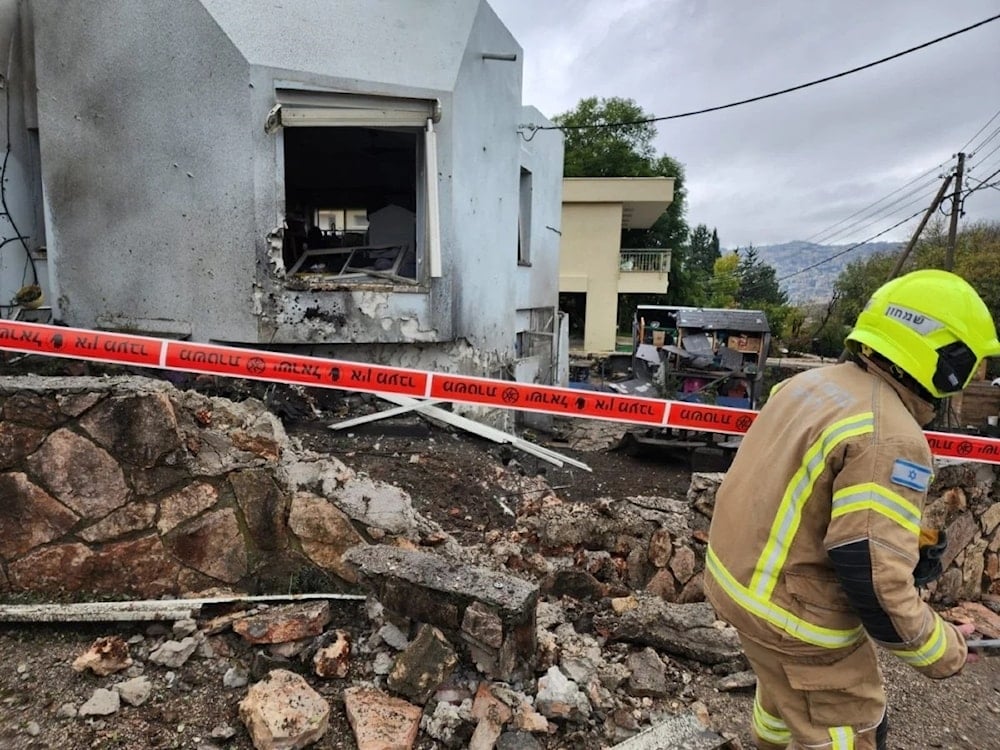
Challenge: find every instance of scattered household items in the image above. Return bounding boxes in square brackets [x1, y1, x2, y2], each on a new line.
[631, 305, 770, 409]
[617, 305, 771, 467]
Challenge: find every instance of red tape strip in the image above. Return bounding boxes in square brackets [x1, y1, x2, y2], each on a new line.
[2, 320, 998, 465]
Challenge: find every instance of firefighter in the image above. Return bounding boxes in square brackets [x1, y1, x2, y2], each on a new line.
[705, 269, 999, 750]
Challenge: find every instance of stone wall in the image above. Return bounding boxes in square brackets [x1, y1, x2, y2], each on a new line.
[4, 374, 998, 608]
[922, 462, 1000, 603]
[0, 376, 439, 599]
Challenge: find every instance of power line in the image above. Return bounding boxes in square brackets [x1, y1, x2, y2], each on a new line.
[970, 124, 1000, 160]
[971, 140, 1000, 171]
[798, 164, 946, 246]
[965, 164, 1000, 198]
[777, 207, 928, 283]
[522, 13, 1000, 134]
[807, 175, 944, 247]
[960, 107, 1000, 153]
[697, 179, 943, 293]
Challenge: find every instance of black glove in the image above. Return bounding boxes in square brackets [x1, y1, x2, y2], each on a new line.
[913, 529, 947, 587]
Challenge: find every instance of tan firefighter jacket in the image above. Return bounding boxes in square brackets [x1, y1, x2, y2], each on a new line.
[705, 359, 967, 678]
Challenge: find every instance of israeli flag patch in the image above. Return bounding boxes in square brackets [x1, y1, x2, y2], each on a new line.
[890, 458, 933, 492]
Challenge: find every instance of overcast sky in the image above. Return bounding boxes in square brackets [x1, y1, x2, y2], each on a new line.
[489, 0, 1000, 249]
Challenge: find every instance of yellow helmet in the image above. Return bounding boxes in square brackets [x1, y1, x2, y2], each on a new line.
[846, 269, 1000, 398]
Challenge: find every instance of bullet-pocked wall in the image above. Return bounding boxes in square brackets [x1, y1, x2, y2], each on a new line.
[18, 0, 563, 379]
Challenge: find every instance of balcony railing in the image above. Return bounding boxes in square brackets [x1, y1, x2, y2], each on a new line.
[619, 249, 670, 273]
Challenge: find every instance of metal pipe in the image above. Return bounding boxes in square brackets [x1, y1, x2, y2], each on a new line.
[967, 638, 1000, 649]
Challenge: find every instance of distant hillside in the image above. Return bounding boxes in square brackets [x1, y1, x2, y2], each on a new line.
[747, 241, 902, 304]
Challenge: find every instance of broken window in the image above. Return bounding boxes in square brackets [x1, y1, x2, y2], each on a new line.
[267, 91, 441, 284]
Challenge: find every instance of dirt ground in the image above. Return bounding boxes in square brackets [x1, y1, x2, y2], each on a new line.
[1, 371, 1000, 749]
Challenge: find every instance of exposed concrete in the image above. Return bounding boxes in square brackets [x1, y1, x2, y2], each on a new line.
[345, 545, 538, 680]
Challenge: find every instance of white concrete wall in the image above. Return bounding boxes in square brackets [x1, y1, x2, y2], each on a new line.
[8, 0, 563, 380]
[31, 0, 258, 340]
[0, 0, 46, 316]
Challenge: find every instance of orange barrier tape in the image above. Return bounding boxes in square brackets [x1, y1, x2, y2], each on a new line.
[164, 341, 428, 396]
[429, 374, 666, 424]
[2, 319, 999, 465]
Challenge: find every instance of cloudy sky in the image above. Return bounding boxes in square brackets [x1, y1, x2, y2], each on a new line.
[489, 0, 1000, 248]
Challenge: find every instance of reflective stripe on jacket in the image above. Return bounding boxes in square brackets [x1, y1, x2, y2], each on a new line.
[705, 360, 967, 678]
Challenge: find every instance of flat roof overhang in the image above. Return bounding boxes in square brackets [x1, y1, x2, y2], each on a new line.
[562, 177, 675, 230]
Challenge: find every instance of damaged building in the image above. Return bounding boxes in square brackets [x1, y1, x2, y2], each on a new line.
[0, 0, 565, 389]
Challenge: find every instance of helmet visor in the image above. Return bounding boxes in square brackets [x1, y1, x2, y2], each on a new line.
[932, 341, 978, 394]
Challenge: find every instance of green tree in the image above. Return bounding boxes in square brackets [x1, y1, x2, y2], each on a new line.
[554, 97, 694, 326]
[735, 245, 788, 308]
[832, 251, 897, 325]
[708, 252, 740, 308]
[556, 97, 658, 178]
[733, 245, 791, 336]
[688, 224, 721, 278]
[803, 220, 1000, 366]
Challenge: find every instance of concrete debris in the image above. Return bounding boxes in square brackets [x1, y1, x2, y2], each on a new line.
[8, 379, 999, 748]
[78, 687, 120, 717]
[345, 545, 538, 681]
[344, 686, 422, 750]
[71, 636, 133, 676]
[594, 596, 743, 665]
[232, 601, 332, 645]
[238, 669, 330, 750]
[608, 711, 739, 749]
[388, 624, 459, 705]
[716, 670, 757, 692]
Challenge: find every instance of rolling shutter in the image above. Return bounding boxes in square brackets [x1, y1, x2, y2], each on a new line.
[266, 91, 440, 132]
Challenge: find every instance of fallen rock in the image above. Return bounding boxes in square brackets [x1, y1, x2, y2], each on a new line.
[534, 666, 591, 722]
[113, 675, 153, 706]
[313, 629, 351, 679]
[238, 669, 330, 750]
[79, 688, 120, 717]
[388, 624, 459, 705]
[717, 670, 757, 692]
[594, 596, 742, 664]
[233, 601, 332, 645]
[626, 647, 671, 698]
[71, 636, 133, 676]
[149, 636, 199, 668]
[344, 686, 422, 750]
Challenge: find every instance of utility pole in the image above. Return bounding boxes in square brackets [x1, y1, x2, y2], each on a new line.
[836, 171, 956, 364]
[888, 173, 954, 279]
[946, 152, 965, 271]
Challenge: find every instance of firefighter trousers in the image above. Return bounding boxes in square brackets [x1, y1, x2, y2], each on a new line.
[739, 635, 888, 750]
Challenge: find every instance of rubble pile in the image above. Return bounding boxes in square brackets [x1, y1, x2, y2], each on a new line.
[40, 589, 747, 750]
[3, 376, 999, 748]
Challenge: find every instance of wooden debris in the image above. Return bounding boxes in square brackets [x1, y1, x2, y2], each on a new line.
[338, 392, 592, 472]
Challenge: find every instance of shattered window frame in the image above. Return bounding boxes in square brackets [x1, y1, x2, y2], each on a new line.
[268, 90, 442, 289]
